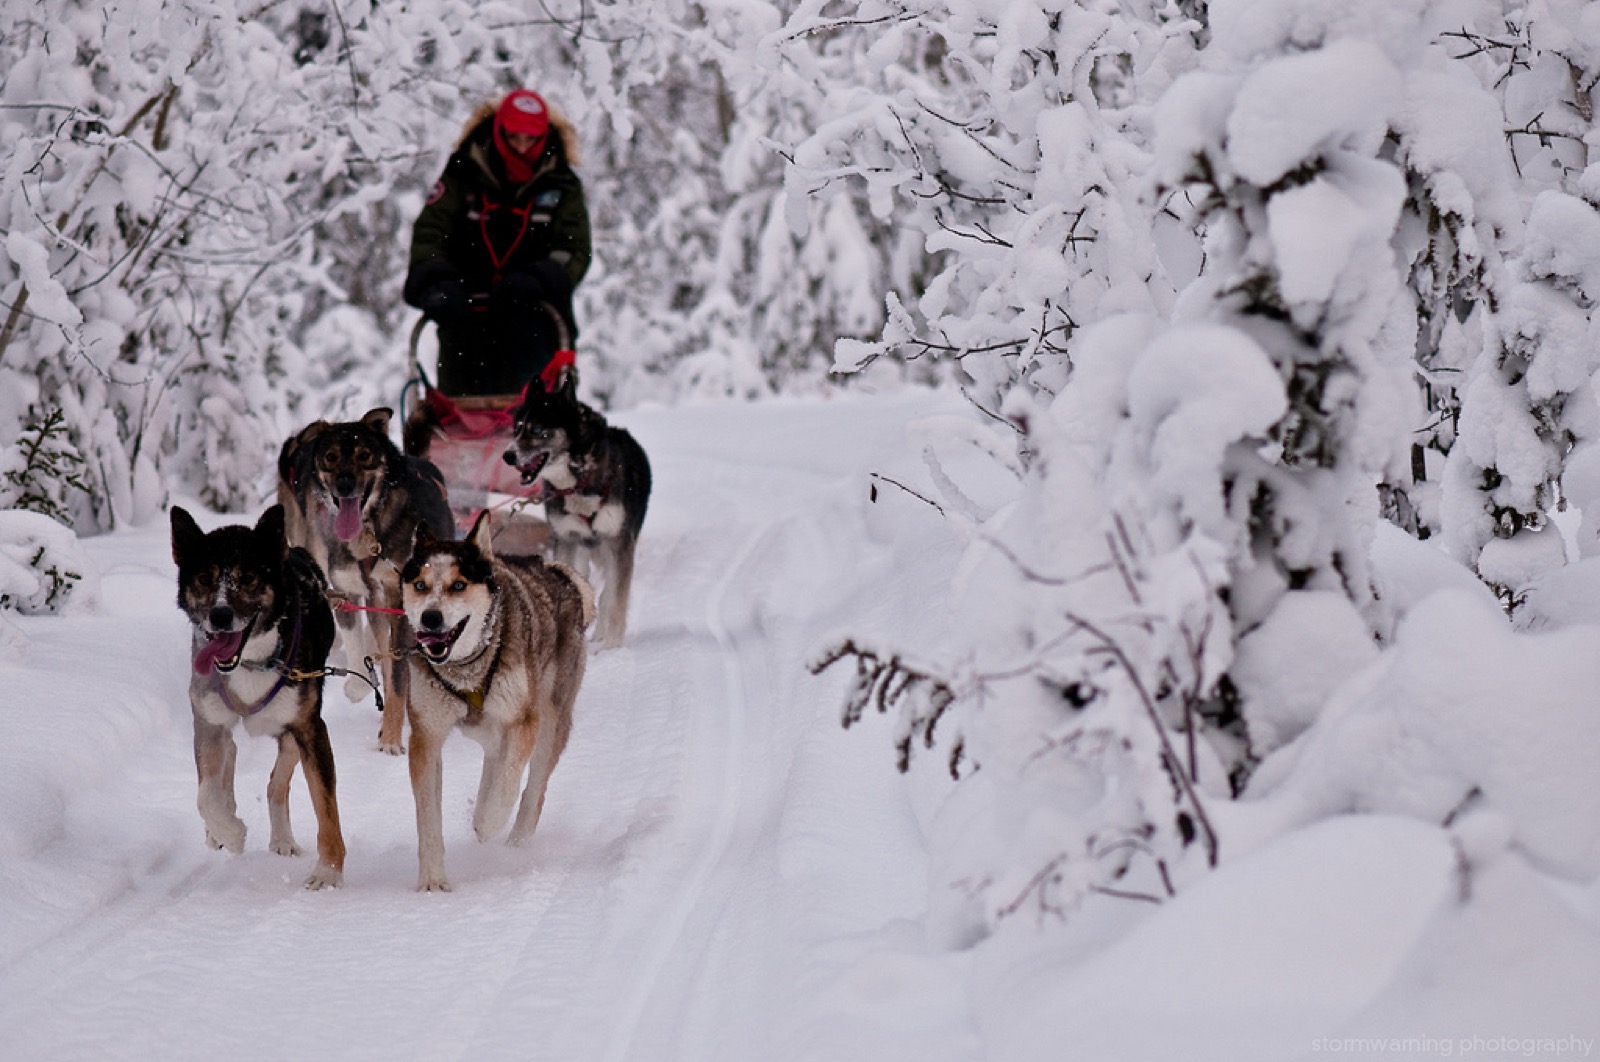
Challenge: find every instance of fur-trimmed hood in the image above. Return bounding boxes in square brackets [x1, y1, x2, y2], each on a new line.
[455, 94, 581, 168]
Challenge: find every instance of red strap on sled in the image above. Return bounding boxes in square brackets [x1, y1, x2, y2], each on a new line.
[419, 348, 574, 445]
[540, 348, 576, 393]
[423, 387, 516, 441]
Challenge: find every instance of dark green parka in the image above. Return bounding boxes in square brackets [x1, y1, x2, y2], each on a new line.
[404, 99, 591, 340]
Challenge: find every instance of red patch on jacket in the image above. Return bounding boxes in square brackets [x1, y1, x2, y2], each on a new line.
[426, 180, 445, 205]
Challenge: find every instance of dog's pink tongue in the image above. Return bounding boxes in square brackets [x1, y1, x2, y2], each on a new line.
[335, 497, 362, 542]
[194, 630, 246, 676]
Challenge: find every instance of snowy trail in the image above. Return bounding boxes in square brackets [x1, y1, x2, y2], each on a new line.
[0, 390, 967, 1062]
[597, 519, 760, 1062]
[12, 387, 1588, 1062]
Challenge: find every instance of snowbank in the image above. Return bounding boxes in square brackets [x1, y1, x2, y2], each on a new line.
[1260, 588, 1600, 882]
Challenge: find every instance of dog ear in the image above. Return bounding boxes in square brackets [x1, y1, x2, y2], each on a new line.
[291, 420, 330, 456]
[412, 521, 443, 555]
[467, 509, 495, 561]
[256, 502, 288, 534]
[277, 434, 300, 477]
[575, 405, 605, 448]
[170, 506, 206, 566]
[255, 504, 288, 554]
[360, 408, 395, 438]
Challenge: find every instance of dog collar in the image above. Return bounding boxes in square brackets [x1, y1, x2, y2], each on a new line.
[423, 637, 503, 723]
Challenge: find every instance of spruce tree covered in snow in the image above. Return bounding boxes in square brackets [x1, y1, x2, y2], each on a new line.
[0, 405, 90, 526]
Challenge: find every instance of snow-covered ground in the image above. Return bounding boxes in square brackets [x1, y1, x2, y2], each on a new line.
[2, 389, 1598, 1062]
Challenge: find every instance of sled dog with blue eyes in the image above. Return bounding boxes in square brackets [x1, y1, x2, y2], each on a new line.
[399, 510, 593, 891]
[502, 383, 649, 650]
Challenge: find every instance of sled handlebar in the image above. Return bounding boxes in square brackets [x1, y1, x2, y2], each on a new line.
[406, 300, 573, 381]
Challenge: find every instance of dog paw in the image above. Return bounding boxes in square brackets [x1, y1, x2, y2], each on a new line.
[590, 627, 625, 652]
[376, 739, 405, 756]
[270, 838, 303, 857]
[204, 819, 247, 854]
[304, 865, 343, 890]
[416, 876, 453, 893]
[344, 673, 373, 702]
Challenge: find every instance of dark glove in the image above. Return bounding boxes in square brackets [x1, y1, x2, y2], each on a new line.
[403, 259, 469, 324]
[417, 276, 469, 325]
[491, 261, 572, 312]
[490, 269, 549, 314]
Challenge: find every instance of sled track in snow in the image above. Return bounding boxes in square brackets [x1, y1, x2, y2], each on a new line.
[597, 519, 770, 1062]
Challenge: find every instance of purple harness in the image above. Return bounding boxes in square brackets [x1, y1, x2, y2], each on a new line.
[207, 614, 303, 716]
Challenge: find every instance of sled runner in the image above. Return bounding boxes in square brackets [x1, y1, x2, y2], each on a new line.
[400, 304, 576, 541]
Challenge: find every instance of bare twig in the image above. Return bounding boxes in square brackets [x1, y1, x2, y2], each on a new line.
[1061, 612, 1220, 867]
[0, 286, 30, 369]
[810, 639, 963, 776]
[868, 472, 944, 514]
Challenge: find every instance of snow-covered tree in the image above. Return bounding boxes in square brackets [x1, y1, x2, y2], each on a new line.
[1446, 190, 1600, 600]
[3, 0, 905, 526]
[0, 0, 451, 525]
[774, 0, 1202, 414]
[806, 0, 1594, 942]
[796, 0, 1232, 934]
[1431, 2, 1600, 595]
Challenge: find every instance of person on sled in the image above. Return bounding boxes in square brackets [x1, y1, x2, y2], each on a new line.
[402, 88, 590, 399]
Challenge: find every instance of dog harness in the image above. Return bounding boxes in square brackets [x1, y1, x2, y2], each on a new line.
[419, 598, 506, 723]
[207, 613, 304, 717]
[429, 638, 503, 722]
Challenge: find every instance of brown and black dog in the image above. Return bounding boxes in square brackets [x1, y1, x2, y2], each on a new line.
[171, 504, 345, 888]
[278, 407, 453, 753]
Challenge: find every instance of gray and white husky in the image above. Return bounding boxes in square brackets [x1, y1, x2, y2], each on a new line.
[399, 511, 593, 892]
[503, 387, 649, 649]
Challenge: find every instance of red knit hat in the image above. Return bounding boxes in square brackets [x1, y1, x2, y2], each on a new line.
[493, 89, 551, 180]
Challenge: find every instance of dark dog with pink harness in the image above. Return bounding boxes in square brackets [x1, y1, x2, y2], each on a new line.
[278, 407, 453, 753]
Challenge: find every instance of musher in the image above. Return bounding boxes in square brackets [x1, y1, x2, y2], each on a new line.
[402, 88, 591, 399]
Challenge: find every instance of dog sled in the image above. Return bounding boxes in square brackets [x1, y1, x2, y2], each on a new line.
[399, 304, 574, 543]
[401, 304, 652, 648]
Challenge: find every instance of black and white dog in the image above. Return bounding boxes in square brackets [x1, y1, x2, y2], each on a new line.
[504, 386, 650, 649]
[171, 504, 345, 888]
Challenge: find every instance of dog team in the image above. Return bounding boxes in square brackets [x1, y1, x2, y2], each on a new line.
[171, 388, 650, 892]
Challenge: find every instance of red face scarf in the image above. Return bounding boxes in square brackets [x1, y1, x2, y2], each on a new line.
[493, 89, 551, 184]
